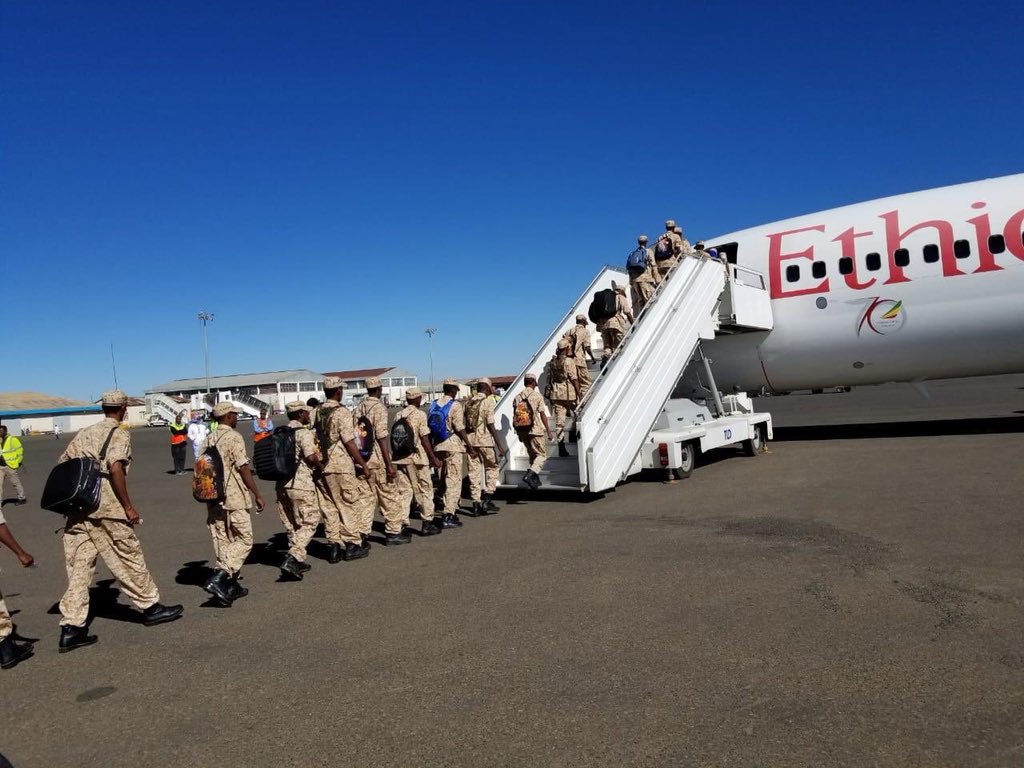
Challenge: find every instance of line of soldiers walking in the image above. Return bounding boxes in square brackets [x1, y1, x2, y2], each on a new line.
[0, 375, 516, 668]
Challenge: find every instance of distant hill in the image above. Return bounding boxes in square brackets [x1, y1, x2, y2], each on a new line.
[0, 391, 90, 411]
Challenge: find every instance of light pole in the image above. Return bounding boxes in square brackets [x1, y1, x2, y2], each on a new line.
[198, 311, 214, 395]
[425, 327, 437, 399]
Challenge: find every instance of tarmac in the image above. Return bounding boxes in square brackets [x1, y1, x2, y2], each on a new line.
[1, 374, 1022, 767]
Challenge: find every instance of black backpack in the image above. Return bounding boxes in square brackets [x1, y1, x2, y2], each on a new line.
[588, 288, 617, 324]
[390, 418, 415, 460]
[253, 426, 298, 481]
[40, 427, 117, 515]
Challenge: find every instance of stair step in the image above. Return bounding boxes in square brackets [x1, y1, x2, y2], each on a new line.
[503, 469, 583, 490]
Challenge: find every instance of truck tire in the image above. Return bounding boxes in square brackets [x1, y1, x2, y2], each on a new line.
[672, 442, 695, 480]
[743, 425, 764, 456]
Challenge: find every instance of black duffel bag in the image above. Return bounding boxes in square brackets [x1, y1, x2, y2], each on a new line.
[40, 427, 117, 515]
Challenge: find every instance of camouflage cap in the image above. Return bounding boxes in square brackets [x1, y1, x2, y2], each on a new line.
[323, 376, 345, 390]
[211, 401, 242, 417]
[695, 240, 705, 247]
[575, 313, 586, 322]
[101, 390, 128, 406]
[674, 226, 682, 234]
[614, 284, 626, 293]
[442, 378, 459, 387]
[365, 376, 383, 389]
[285, 400, 312, 413]
[524, 372, 538, 383]
[557, 339, 570, 350]
[477, 377, 493, 387]
[405, 386, 423, 399]
[665, 219, 676, 228]
[638, 235, 648, 243]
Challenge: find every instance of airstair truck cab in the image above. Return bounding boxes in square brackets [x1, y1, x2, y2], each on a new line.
[495, 255, 775, 492]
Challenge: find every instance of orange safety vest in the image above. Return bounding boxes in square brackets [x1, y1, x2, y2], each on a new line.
[169, 422, 187, 445]
[253, 419, 271, 442]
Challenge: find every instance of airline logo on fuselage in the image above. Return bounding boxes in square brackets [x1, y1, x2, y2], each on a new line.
[765, 199, 1024, 300]
[857, 298, 906, 336]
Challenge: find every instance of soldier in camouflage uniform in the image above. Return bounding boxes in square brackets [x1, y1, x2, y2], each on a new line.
[353, 377, 408, 546]
[464, 378, 505, 517]
[319, 377, 373, 562]
[57, 390, 183, 653]
[0, 506, 34, 669]
[431, 379, 478, 528]
[566, 314, 596, 401]
[597, 283, 634, 364]
[276, 401, 324, 580]
[515, 374, 552, 490]
[202, 401, 265, 606]
[393, 387, 444, 536]
[628, 235, 661, 313]
[654, 219, 684, 279]
[547, 341, 581, 458]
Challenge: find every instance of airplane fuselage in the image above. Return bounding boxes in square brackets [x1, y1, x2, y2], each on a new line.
[703, 174, 1024, 392]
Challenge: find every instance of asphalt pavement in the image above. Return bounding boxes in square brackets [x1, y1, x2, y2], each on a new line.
[1, 374, 1022, 767]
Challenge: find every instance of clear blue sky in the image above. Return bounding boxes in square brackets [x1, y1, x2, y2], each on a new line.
[3, 1, 1021, 400]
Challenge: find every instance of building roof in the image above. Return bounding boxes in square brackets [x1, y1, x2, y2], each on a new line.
[147, 369, 323, 394]
[0, 392, 90, 411]
[322, 367, 393, 380]
[0, 405, 102, 418]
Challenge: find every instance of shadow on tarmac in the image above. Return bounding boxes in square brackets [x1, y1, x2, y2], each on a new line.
[774, 415, 1024, 442]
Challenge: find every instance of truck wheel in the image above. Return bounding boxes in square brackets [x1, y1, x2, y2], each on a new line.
[743, 425, 764, 456]
[673, 442, 695, 480]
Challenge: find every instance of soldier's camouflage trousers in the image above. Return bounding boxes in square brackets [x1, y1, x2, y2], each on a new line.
[207, 506, 253, 576]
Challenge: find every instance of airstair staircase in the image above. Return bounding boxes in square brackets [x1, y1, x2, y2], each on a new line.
[146, 393, 187, 423]
[495, 256, 773, 493]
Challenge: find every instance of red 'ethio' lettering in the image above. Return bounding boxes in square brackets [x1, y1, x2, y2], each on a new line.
[831, 226, 877, 290]
[1004, 207, 1024, 262]
[879, 209, 963, 282]
[767, 224, 828, 299]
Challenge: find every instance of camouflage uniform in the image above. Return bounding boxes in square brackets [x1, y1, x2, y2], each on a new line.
[465, 392, 499, 502]
[431, 395, 467, 515]
[598, 291, 632, 362]
[205, 424, 254, 576]
[320, 400, 370, 546]
[353, 395, 405, 535]
[629, 241, 660, 311]
[393, 404, 434, 522]
[655, 220, 684, 279]
[516, 388, 548, 474]
[566, 319, 593, 400]
[58, 418, 161, 627]
[548, 352, 579, 443]
[275, 420, 322, 563]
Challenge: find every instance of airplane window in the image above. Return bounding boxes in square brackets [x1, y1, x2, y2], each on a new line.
[923, 244, 940, 263]
[865, 252, 881, 271]
[894, 248, 910, 267]
[988, 234, 1006, 254]
[812, 261, 826, 279]
[785, 264, 800, 282]
[838, 257, 853, 275]
[954, 239, 971, 258]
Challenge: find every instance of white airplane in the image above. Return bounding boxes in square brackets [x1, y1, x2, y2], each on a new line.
[704, 173, 1024, 393]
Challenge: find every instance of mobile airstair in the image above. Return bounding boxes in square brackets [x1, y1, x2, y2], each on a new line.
[495, 256, 774, 492]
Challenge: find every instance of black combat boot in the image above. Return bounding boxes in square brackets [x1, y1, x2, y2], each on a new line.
[0, 635, 33, 669]
[440, 513, 462, 529]
[58, 625, 98, 654]
[520, 471, 535, 489]
[342, 541, 370, 561]
[461, 502, 482, 518]
[421, 519, 442, 536]
[326, 542, 344, 564]
[203, 569, 234, 606]
[558, 442, 570, 458]
[297, 561, 311, 574]
[279, 554, 304, 580]
[482, 494, 499, 513]
[141, 602, 184, 626]
[384, 530, 412, 546]
[228, 575, 248, 599]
